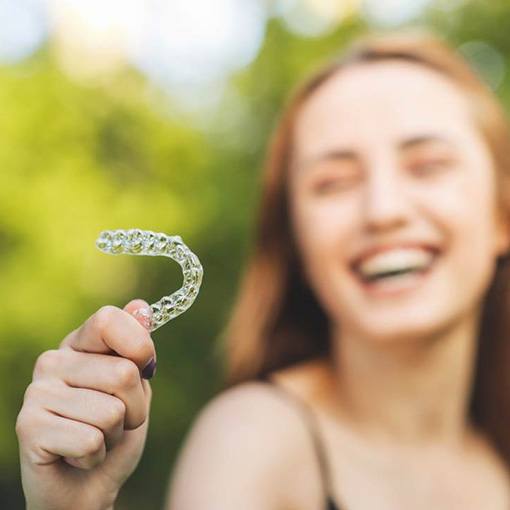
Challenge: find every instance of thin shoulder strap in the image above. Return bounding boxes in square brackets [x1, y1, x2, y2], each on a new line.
[259, 375, 334, 502]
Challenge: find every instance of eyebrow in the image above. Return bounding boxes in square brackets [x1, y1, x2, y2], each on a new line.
[299, 134, 455, 171]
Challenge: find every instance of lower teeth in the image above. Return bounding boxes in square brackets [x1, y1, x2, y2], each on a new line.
[370, 270, 419, 282]
[363, 268, 427, 285]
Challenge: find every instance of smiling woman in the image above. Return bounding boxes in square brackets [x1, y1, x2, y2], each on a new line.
[214, 28, 510, 508]
[15, 27, 510, 510]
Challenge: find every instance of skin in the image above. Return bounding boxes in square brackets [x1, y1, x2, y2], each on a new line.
[282, 60, 510, 508]
[16, 61, 510, 510]
[168, 62, 510, 509]
[16, 299, 155, 510]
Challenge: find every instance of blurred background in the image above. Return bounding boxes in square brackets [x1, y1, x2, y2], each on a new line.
[1, 0, 510, 508]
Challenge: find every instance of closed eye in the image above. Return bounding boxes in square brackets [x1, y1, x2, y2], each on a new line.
[313, 174, 360, 194]
[409, 158, 454, 175]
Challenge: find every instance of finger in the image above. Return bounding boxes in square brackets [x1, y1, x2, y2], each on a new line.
[32, 349, 148, 430]
[60, 304, 155, 372]
[25, 409, 106, 469]
[63, 451, 105, 470]
[124, 300, 157, 377]
[33, 379, 125, 451]
[123, 299, 154, 336]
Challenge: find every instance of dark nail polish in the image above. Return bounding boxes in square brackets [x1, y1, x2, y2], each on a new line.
[141, 358, 156, 379]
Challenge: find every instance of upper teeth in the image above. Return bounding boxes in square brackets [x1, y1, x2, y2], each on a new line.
[356, 248, 435, 277]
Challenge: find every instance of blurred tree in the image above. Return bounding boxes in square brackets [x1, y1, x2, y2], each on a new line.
[2, 2, 510, 508]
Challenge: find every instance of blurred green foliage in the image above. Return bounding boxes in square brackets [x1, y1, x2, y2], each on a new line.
[2, 2, 510, 508]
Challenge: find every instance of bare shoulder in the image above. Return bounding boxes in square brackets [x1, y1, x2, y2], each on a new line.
[174, 380, 306, 468]
[190, 380, 300, 437]
[185, 356, 334, 450]
[164, 379, 322, 510]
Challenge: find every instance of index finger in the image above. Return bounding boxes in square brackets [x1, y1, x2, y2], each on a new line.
[60, 302, 155, 371]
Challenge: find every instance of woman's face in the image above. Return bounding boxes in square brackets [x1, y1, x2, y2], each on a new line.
[289, 61, 510, 344]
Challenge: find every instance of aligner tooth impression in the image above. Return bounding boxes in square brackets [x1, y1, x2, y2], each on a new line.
[95, 229, 203, 331]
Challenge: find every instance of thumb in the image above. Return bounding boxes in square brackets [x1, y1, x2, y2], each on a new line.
[123, 299, 157, 378]
[123, 298, 153, 333]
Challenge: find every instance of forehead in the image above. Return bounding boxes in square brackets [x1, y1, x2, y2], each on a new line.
[293, 60, 473, 159]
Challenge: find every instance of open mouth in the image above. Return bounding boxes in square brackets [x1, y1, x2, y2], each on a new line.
[350, 250, 440, 296]
[359, 264, 432, 283]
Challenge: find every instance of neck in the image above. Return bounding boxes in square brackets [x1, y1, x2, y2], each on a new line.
[328, 308, 482, 448]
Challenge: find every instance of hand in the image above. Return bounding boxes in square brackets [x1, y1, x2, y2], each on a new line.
[15, 299, 157, 510]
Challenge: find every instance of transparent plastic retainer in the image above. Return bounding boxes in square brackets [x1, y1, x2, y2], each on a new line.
[96, 229, 203, 332]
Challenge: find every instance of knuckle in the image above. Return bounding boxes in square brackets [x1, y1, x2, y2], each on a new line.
[23, 380, 49, 403]
[113, 359, 140, 388]
[59, 327, 79, 349]
[92, 305, 120, 333]
[103, 399, 126, 429]
[126, 409, 146, 430]
[82, 428, 104, 455]
[15, 407, 39, 442]
[34, 350, 61, 377]
[15, 411, 29, 439]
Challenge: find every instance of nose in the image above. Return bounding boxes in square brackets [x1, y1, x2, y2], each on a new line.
[362, 164, 409, 234]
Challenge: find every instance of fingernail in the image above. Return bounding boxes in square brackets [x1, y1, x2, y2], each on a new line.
[132, 307, 153, 331]
[141, 358, 157, 379]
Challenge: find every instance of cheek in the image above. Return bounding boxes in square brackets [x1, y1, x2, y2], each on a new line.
[290, 196, 357, 325]
[292, 191, 347, 249]
[428, 169, 497, 251]
[420, 169, 500, 302]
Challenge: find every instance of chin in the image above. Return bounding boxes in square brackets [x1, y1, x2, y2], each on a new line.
[342, 303, 469, 348]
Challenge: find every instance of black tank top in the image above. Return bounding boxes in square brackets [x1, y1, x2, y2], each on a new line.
[259, 376, 344, 510]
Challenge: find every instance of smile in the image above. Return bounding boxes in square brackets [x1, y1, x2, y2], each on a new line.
[351, 252, 440, 298]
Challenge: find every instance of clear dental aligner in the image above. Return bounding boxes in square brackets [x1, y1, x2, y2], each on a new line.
[96, 229, 203, 332]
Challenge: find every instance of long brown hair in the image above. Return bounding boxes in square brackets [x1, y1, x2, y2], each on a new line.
[221, 27, 510, 464]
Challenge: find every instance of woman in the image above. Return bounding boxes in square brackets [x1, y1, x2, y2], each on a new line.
[16, 28, 510, 509]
